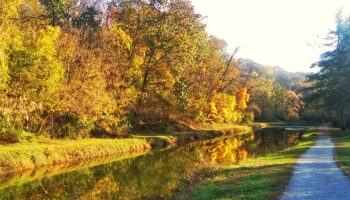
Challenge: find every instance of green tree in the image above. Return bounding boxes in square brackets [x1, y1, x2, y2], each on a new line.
[40, 0, 70, 26]
[307, 12, 350, 130]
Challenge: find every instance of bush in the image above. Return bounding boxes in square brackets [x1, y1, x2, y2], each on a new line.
[0, 128, 20, 143]
[19, 131, 35, 142]
[0, 128, 35, 143]
[52, 113, 93, 138]
[242, 112, 255, 123]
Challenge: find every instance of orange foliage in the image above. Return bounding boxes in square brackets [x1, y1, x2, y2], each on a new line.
[237, 87, 250, 110]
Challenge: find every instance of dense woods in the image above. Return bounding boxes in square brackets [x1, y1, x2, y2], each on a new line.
[1, 1, 350, 199]
[0, 0, 305, 141]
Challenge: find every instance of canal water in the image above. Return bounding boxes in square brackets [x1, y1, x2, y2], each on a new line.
[0, 128, 303, 199]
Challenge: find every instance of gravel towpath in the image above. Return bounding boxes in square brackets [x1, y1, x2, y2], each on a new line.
[280, 133, 350, 200]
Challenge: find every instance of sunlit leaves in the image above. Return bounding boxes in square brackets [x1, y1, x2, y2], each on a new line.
[0, 0, 26, 89]
[110, 23, 132, 51]
[10, 26, 64, 100]
[237, 87, 249, 110]
[0, 0, 305, 138]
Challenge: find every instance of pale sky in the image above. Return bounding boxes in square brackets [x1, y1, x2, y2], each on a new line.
[190, 0, 350, 72]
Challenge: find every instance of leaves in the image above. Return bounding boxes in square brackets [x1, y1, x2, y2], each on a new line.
[306, 13, 350, 127]
[0, 0, 306, 138]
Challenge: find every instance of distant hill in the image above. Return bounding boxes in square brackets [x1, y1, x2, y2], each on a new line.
[237, 58, 307, 91]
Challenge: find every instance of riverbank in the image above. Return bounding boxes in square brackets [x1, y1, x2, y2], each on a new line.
[132, 124, 254, 148]
[175, 130, 317, 199]
[331, 130, 350, 176]
[0, 124, 255, 174]
[0, 138, 151, 174]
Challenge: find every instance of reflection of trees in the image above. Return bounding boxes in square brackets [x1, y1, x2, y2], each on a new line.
[188, 132, 255, 164]
[187, 128, 302, 164]
[0, 147, 201, 200]
[245, 128, 301, 157]
[0, 129, 302, 199]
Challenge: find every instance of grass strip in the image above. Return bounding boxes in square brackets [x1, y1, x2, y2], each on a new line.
[332, 131, 350, 176]
[179, 131, 316, 200]
[0, 138, 151, 174]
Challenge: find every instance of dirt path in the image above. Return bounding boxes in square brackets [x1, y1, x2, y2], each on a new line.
[280, 133, 350, 200]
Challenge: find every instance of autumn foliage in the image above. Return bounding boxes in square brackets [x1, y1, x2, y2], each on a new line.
[0, 0, 304, 139]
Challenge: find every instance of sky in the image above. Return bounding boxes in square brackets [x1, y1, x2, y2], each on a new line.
[190, 0, 350, 72]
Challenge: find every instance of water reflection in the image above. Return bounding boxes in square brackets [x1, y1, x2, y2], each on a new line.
[192, 127, 301, 164]
[0, 128, 302, 199]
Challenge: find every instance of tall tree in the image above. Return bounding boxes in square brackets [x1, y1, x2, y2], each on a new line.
[307, 12, 350, 130]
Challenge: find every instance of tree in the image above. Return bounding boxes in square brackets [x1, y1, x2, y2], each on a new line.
[40, 0, 70, 26]
[107, 0, 211, 128]
[307, 12, 350, 130]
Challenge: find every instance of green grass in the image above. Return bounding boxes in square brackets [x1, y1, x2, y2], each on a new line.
[251, 122, 269, 129]
[0, 124, 255, 174]
[0, 138, 151, 174]
[131, 124, 254, 148]
[331, 130, 350, 176]
[178, 131, 317, 200]
[188, 124, 253, 132]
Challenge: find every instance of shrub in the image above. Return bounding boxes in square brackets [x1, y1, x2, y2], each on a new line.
[0, 128, 20, 143]
[0, 127, 35, 143]
[52, 113, 93, 138]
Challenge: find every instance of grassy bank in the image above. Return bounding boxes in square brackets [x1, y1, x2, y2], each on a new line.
[0, 138, 151, 174]
[331, 131, 350, 176]
[0, 150, 149, 191]
[176, 131, 317, 200]
[132, 124, 254, 148]
[0, 124, 254, 174]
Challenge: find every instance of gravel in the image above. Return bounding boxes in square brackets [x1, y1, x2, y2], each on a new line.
[280, 134, 350, 200]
